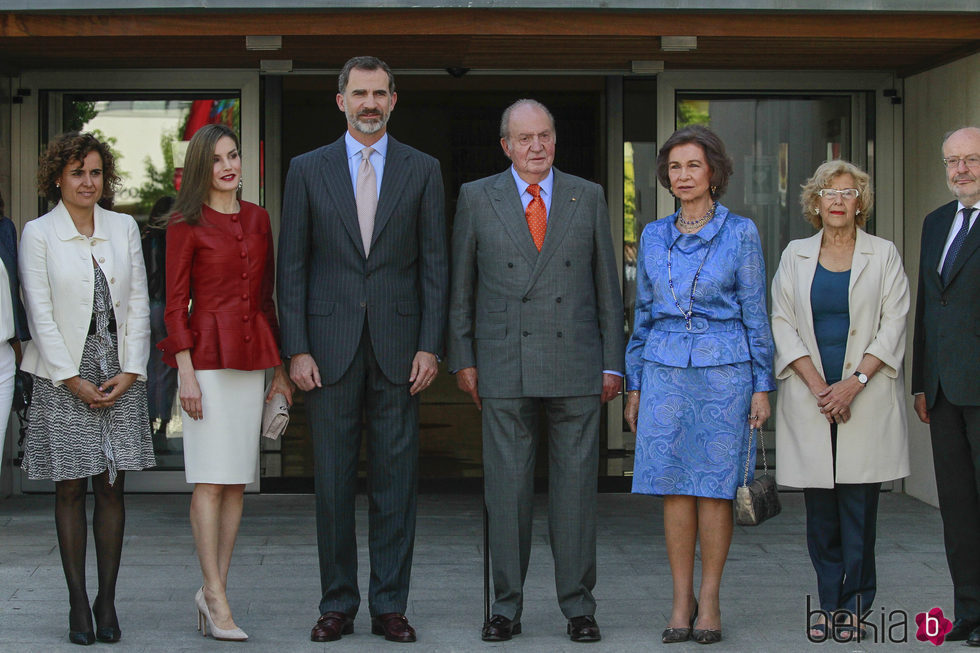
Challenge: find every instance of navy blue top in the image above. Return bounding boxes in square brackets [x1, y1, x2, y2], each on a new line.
[810, 262, 850, 383]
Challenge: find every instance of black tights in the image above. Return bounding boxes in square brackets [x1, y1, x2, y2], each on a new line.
[54, 470, 125, 633]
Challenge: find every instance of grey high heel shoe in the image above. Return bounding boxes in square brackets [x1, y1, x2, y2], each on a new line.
[195, 587, 248, 642]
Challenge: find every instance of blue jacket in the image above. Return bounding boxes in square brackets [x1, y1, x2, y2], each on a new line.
[0, 216, 29, 342]
[626, 204, 775, 393]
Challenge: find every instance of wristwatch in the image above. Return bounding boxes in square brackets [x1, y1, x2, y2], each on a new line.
[853, 371, 868, 385]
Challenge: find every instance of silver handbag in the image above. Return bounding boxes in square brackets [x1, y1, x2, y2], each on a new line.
[261, 388, 290, 440]
[734, 427, 781, 526]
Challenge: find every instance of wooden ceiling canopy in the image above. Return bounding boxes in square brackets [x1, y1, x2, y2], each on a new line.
[0, 10, 977, 76]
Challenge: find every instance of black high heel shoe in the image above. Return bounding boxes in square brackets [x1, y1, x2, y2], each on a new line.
[93, 595, 122, 643]
[68, 605, 95, 646]
[661, 600, 698, 644]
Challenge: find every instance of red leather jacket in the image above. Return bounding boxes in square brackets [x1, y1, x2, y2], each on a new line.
[157, 201, 281, 371]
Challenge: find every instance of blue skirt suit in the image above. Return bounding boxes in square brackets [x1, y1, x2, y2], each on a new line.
[626, 205, 775, 499]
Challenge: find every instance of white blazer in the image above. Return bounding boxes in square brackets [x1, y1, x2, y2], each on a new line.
[20, 201, 150, 385]
[771, 228, 910, 488]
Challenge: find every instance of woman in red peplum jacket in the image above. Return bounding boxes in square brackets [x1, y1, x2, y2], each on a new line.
[158, 124, 293, 641]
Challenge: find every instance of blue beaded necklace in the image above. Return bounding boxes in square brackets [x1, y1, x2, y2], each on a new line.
[667, 211, 715, 331]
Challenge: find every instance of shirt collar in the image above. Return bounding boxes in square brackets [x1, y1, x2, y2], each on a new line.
[52, 200, 110, 242]
[957, 201, 978, 213]
[667, 202, 730, 244]
[510, 166, 553, 198]
[345, 131, 388, 161]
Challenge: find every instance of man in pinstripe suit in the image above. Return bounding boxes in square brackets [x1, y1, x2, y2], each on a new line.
[448, 99, 624, 643]
[277, 56, 448, 644]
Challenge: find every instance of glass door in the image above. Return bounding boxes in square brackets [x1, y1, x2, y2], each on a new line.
[11, 71, 259, 492]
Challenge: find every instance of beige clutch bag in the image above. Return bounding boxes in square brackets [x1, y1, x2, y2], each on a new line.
[261, 391, 290, 440]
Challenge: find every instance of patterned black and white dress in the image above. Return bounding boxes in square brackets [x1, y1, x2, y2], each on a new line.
[23, 268, 155, 483]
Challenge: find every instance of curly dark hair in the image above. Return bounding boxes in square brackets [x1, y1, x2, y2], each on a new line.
[36, 132, 120, 209]
[656, 125, 734, 200]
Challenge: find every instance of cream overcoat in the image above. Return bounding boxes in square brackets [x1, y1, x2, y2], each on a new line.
[772, 228, 910, 488]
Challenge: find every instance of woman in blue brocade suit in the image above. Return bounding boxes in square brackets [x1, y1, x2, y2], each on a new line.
[624, 126, 775, 645]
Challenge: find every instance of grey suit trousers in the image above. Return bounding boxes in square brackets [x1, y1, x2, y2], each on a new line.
[306, 325, 419, 617]
[482, 395, 600, 621]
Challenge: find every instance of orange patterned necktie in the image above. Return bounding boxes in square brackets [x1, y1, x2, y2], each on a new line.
[526, 184, 546, 251]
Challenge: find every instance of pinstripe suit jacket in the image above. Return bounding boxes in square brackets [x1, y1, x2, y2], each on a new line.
[448, 168, 624, 398]
[277, 135, 448, 386]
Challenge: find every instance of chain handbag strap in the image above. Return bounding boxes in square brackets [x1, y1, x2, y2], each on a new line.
[741, 426, 768, 487]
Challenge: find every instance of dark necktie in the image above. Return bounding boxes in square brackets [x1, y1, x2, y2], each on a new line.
[941, 206, 976, 285]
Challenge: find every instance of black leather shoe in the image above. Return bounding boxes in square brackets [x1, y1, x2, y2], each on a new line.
[482, 614, 521, 641]
[568, 615, 601, 642]
[68, 630, 95, 646]
[311, 612, 354, 642]
[949, 618, 980, 641]
[966, 623, 980, 647]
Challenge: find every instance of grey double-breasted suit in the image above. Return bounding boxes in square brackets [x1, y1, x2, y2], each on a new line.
[448, 167, 624, 621]
[278, 134, 448, 618]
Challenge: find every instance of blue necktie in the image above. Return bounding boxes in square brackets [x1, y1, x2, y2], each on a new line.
[941, 207, 976, 285]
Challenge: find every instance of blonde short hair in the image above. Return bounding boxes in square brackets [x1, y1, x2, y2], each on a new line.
[799, 160, 874, 229]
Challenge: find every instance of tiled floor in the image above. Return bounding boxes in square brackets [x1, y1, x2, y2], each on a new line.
[0, 490, 955, 652]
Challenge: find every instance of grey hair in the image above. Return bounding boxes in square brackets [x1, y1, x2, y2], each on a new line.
[338, 56, 395, 95]
[499, 99, 556, 141]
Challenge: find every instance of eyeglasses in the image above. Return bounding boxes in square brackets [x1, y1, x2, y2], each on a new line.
[942, 155, 980, 170]
[817, 188, 860, 200]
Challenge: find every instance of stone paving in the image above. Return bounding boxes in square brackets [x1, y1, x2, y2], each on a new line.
[0, 491, 954, 652]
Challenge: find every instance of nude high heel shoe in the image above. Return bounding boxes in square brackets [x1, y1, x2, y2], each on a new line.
[195, 587, 248, 641]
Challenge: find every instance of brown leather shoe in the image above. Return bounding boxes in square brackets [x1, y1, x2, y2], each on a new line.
[371, 613, 416, 643]
[568, 615, 601, 642]
[481, 614, 522, 641]
[311, 612, 353, 642]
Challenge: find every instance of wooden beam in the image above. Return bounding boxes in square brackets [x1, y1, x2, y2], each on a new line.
[1, 10, 978, 41]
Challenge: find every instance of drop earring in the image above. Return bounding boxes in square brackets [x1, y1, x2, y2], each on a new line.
[814, 208, 820, 214]
[238, 177, 244, 191]
[856, 209, 861, 215]
[710, 185, 717, 196]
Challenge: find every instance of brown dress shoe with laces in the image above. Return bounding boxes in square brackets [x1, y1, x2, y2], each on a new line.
[482, 614, 522, 641]
[371, 613, 417, 643]
[311, 612, 353, 642]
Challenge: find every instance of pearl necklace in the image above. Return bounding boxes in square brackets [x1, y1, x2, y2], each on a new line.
[676, 201, 716, 232]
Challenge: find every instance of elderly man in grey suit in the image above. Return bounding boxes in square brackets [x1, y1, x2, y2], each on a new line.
[448, 99, 624, 643]
[912, 126, 980, 646]
[278, 56, 448, 644]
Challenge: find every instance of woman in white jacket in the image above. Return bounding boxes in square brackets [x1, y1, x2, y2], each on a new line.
[20, 132, 154, 646]
[771, 160, 909, 641]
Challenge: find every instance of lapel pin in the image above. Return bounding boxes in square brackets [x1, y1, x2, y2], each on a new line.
[571, 197, 577, 202]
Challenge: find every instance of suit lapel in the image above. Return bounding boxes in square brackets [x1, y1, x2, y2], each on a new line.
[318, 137, 365, 257]
[796, 232, 821, 367]
[849, 228, 873, 293]
[946, 205, 980, 286]
[488, 171, 539, 266]
[926, 202, 956, 289]
[372, 137, 409, 251]
[526, 169, 581, 293]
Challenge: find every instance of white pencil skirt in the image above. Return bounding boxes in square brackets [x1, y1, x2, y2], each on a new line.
[181, 368, 264, 485]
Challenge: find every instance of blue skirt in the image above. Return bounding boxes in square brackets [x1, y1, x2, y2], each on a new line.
[632, 361, 755, 499]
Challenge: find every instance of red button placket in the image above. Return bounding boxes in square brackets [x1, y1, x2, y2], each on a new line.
[230, 214, 253, 348]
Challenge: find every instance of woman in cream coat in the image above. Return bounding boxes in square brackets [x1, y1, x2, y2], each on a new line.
[20, 132, 154, 645]
[772, 160, 909, 641]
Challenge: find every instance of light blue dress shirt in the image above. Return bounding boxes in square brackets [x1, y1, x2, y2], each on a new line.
[510, 166, 553, 220]
[345, 131, 387, 197]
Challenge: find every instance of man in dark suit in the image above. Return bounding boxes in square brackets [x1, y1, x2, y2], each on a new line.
[448, 99, 624, 643]
[912, 125, 980, 646]
[278, 56, 448, 644]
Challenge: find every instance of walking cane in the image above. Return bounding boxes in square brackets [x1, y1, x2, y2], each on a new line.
[483, 499, 490, 627]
